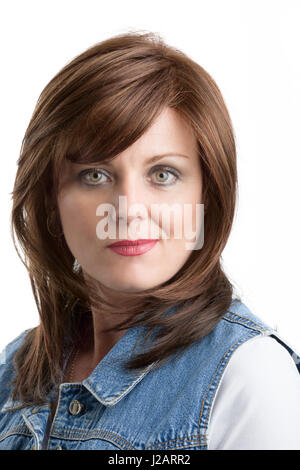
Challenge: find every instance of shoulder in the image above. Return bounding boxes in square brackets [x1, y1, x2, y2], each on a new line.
[0, 328, 34, 381]
[205, 299, 275, 353]
[221, 298, 274, 333]
[1, 328, 33, 359]
[0, 328, 34, 410]
[213, 334, 300, 395]
[208, 335, 300, 449]
[193, 298, 276, 374]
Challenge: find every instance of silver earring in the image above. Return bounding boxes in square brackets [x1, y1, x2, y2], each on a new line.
[73, 258, 81, 271]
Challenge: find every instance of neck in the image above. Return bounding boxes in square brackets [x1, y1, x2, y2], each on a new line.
[77, 273, 146, 368]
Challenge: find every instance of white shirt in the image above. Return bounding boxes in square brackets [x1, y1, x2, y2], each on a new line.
[208, 335, 300, 450]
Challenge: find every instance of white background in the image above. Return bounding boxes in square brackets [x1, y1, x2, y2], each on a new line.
[0, 0, 299, 353]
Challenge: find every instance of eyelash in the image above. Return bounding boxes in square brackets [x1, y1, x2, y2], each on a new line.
[78, 165, 181, 187]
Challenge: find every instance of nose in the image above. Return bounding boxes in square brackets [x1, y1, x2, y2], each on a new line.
[111, 173, 148, 225]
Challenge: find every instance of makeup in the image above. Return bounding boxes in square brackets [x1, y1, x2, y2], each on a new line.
[107, 239, 159, 257]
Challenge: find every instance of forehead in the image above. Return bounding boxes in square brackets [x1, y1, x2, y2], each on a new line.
[59, 107, 198, 174]
[138, 107, 197, 151]
[110, 109, 198, 165]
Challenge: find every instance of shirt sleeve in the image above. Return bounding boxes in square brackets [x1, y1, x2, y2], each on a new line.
[207, 335, 300, 450]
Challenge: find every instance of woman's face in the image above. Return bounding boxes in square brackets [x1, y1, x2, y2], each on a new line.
[57, 107, 203, 292]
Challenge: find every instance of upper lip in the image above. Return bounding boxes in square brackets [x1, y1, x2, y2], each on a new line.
[107, 239, 159, 247]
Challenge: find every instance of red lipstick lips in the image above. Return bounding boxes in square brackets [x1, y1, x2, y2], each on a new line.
[107, 239, 159, 256]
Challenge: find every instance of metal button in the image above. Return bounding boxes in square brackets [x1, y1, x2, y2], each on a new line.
[69, 399, 84, 415]
[55, 445, 63, 450]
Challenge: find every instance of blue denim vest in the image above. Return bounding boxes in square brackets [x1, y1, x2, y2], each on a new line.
[1, 298, 299, 450]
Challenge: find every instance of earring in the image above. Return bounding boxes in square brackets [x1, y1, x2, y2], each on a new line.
[47, 210, 63, 238]
[73, 258, 81, 271]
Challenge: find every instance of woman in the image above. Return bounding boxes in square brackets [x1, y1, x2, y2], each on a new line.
[1, 31, 300, 451]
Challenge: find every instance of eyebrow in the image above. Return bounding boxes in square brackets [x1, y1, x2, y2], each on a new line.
[102, 153, 190, 166]
[71, 153, 190, 168]
[146, 153, 190, 163]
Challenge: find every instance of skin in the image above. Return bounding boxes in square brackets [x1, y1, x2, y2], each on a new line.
[57, 106, 203, 381]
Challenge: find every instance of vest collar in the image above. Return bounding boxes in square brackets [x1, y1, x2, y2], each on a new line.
[82, 322, 159, 406]
[1, 305, 178, 412]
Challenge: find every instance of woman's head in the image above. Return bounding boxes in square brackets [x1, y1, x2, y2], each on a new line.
[10, 31, 239, 405]
[57, 106, 203, 293]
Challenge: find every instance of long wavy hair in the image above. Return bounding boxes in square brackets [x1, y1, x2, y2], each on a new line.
[10, 30, 240, 406]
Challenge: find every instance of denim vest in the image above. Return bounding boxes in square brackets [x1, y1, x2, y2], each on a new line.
[1, 298, 299, 450]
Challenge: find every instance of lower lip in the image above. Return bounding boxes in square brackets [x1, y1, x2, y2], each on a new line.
[108, 240, 158, 256]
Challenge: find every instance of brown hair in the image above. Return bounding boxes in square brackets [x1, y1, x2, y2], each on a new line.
[10, 30, 240, 405]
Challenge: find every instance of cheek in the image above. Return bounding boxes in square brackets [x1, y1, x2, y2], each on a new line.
[58, 191, 97, 244]
[166, 188, 202, 240]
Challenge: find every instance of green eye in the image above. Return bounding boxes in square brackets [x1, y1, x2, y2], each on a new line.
[79, 169, 108, 185]
[78, 165, 180, 187]
[89, 171, 103, 183]
[154, 170, 168, 182]
[151, 166, 179, 185]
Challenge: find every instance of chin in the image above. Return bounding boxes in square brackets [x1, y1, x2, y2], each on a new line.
[108, 282, 153, 293]
[102, 276, 162, 293]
